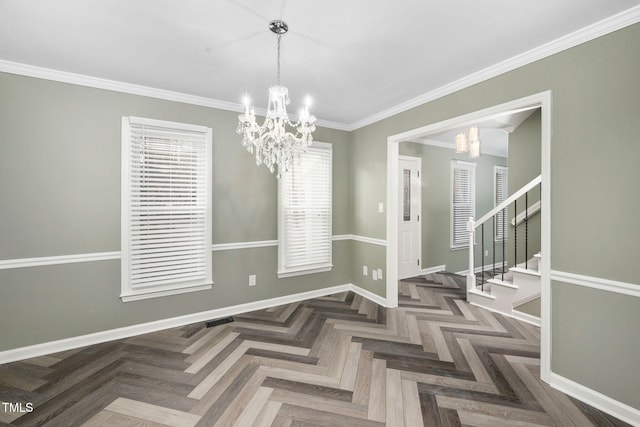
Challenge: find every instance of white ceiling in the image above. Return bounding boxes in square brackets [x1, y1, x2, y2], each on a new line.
[1, 1, 639, 128]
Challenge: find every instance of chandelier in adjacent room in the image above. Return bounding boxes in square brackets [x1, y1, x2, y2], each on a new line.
[455, 124, 481, 158]
[237, 20, 316, 178]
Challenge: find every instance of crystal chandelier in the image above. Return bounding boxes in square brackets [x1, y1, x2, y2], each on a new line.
[237, 20, 316, 178]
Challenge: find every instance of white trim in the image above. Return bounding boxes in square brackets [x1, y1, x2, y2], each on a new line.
[0, 236, 357, 270]
[350, 284, 390, 308]
[121, 283, 213, 302]
[510, 309, 541, 327]
[350, 235, 387, 247]
[0, 251, 120, 270]
[0, 283, 383, 365]
[211, 240, 278, 251]
[331, 234, 351, 241]
[513, 291, 541, 307]
[277, 264, 333, 279]
[548, 372, 640, 427]
[421, 265, 446, 275]
[0, 60, 350, 131]
[550, 270, 640, 298]
[350, 5, 640, 130]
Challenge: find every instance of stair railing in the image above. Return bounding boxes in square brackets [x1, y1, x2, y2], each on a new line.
[466, 175, 541, 296]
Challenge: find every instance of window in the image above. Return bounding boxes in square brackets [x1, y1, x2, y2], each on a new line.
[494, 166, 508, 241]
[451, 160, 476, 249]
[278, 141, 332, 278]
[121, 116, 212, 301]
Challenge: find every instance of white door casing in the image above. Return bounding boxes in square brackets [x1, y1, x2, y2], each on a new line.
[398, 156, 422, 279]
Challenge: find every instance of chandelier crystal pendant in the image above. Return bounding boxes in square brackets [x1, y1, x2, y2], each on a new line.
[237, 20, 316, 178]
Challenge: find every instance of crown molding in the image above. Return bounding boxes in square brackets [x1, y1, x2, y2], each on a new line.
[0, 60, 352, 132]
[1, 5, 638, 133]
[0, 60, 246, 112]
[349, 5, 640, 130]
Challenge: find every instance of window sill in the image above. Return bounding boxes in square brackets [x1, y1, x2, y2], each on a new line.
[277, 264, 333, 279]
[121, 282, 213, 302]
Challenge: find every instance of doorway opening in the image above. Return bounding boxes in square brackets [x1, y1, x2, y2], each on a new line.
[385, 91, 551, 382]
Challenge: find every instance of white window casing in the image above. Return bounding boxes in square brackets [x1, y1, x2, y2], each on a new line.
[494, 166, 508, 241]
[278, 141, 333, 278]
[451, 160, 476, 249]
[121, 116, 212, 302]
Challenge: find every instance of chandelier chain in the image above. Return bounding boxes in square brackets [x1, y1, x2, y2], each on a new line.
[276, 34, 282, 86]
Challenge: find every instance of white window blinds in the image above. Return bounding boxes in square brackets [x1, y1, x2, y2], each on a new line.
[278, 141, 332, 278]
[121, 117, 212, 301]
[494, 166, 508, 241]
[451, 160, 476, 248]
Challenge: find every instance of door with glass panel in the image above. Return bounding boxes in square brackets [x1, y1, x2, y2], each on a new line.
[398, 156, 422, 279]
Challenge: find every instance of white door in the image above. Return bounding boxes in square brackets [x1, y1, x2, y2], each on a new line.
[398, 156, 422, 279]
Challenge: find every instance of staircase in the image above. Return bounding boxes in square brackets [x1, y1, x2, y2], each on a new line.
[468, 253, 541, 321]
[465, 175, 542, 324]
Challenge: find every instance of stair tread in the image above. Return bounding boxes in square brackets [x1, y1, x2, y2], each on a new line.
[510, 266, 541, 276]
[487, 278, 518, 289]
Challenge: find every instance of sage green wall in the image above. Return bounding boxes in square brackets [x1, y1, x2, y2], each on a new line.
[552, 281, 640, 408]
[514, 298, 541, 318]
[350, 23, 640, 409]
[508, 110, 542, 317]
[0, 72, 352, 351]
[507, 109, 542, 268]
[398, 142, 507, 273]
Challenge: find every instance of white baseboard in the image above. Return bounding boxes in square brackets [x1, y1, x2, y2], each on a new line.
[0, 283, 385, 365]
[513, 291, 541, 307]
[510, 309, 541, 327]
[468, 302, 541, 328]
[350, 284, 389, 307]
[421, 265, 446, 275]
[548, 372, 640, 426]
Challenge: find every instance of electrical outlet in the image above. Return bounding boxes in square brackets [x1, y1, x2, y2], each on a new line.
[372, 270, 378, 280]
[485, 249, 489, 257]
[377, 268, 383, 280]
[249, 275, 256, 286]
[363, 265, 368, 276]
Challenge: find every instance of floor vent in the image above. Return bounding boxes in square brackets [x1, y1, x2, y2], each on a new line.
[205, 317, 235, 328]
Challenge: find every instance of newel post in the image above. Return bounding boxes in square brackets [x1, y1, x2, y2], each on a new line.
[466, 217, 476, 297]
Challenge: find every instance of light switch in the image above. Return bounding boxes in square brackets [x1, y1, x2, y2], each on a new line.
[378, 202, 384, 213]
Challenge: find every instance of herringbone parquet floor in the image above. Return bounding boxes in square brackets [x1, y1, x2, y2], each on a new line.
[0, 273, 631, 426]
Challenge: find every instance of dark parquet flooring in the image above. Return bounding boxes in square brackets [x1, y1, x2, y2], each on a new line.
[0, 273, 632, 426]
